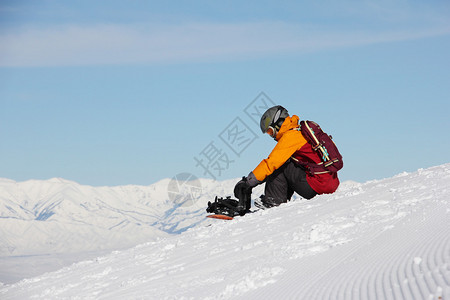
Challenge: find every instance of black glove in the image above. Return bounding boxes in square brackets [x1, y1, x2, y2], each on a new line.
[234, 177, 252, 199]
[233, 172, 261, 198]
[233, 173, 261, 213]
[233, 177, 252, 213]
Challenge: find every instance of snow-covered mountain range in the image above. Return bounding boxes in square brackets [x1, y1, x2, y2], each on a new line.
[1, 163, 449, 299]
[0, 174, 266, 283]
[0, 176, 266, 256]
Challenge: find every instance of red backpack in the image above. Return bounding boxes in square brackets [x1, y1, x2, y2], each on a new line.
[296, 120, 343, 175]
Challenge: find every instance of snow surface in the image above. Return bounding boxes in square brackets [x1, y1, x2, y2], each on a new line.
[1, 164, 450, 299]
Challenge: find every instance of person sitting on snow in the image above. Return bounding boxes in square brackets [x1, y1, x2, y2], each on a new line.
[234, 105, 341, 209]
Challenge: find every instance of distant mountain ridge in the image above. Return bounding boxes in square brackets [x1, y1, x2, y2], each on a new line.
[0, 176, 260, 256]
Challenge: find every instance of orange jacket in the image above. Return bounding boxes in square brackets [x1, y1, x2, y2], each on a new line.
[252, 115, 339, 194]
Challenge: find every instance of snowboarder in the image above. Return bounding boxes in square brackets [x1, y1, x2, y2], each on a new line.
[234, 105, 341, 209]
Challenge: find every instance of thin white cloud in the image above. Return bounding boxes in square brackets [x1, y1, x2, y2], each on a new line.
[1, 21, 449, 67]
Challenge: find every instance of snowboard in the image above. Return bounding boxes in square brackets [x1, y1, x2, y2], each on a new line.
[206, 214, 234, 220]
[206, 208, 261, 220]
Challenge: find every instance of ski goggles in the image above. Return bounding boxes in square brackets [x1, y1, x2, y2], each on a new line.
[266, 126, 277, 139]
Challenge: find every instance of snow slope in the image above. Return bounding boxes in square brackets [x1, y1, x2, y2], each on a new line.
[1, 164, 450, 299]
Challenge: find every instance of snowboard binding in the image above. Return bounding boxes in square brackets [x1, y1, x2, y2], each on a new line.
[206, 196, 241, 217]
[206, 186, 252, 219]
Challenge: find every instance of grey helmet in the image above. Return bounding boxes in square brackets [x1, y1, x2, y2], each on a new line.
[260, 105, 289, 135]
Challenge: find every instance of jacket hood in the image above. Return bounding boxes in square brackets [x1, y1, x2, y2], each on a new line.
[275, 115, 300, 141]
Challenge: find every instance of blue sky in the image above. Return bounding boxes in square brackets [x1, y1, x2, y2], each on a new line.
[1, 0, 449, 186]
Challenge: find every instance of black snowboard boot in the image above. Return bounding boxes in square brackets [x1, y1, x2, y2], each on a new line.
[254, 195, 279, 209]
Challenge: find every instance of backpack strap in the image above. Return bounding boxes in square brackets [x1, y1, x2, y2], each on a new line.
[290, 156, 331, 175]
[302, 121, 331, 162]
